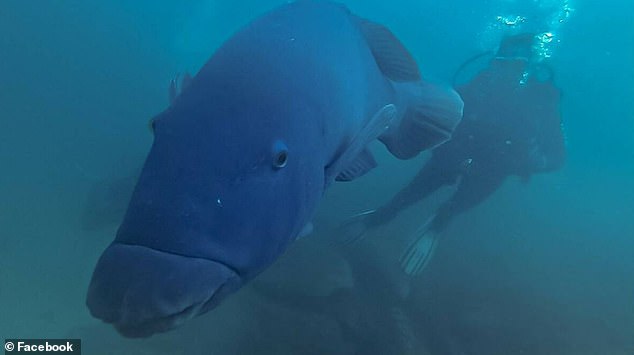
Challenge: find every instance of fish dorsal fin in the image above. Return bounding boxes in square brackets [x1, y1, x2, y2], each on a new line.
[356, 17, 421, 82]
[336, 148, 377, 182]
[325, 104, 397, 183]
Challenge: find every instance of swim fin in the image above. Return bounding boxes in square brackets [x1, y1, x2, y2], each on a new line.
[400, 215, 439, 276]
[334, 209, 377, 245]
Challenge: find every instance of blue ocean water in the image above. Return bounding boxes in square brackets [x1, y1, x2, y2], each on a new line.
[0, 0, 632, 354]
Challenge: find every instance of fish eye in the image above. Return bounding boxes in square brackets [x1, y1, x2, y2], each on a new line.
[271, 140, 288, 169]
[275, 151, 288, 168]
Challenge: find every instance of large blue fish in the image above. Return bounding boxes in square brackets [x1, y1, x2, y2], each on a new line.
[86, 0, 463, 337]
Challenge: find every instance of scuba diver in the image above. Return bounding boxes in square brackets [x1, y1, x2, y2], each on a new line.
[341, 33, 566, 276]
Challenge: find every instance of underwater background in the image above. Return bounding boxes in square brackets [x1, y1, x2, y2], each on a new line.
[1, 0, 632, 354]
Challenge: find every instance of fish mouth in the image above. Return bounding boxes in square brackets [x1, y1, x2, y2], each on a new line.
[86, 243, 241, 338]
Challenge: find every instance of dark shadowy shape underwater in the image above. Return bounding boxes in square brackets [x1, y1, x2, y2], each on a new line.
[341, 33, 566, 276]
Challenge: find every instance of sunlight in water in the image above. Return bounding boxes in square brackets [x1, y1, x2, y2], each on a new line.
[480, 0, 575, 61]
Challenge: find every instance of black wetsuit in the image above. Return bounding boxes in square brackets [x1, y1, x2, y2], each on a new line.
[369, 59, 566, 233]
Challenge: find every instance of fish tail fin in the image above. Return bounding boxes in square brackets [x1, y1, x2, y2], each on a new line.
[354, 15, 462, 159]
[383, 82, 464, 160]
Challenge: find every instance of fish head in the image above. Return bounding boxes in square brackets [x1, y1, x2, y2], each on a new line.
[86, 69, 326, 337]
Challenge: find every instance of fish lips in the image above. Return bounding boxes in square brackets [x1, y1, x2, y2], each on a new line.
[86, 242, 241, 338]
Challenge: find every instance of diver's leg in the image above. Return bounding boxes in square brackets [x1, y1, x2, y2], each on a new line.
[400, 169, 506, 276]
[337, 155, 459, 245]
[429, 170, 507, 233]
[367, 157, 458, 228]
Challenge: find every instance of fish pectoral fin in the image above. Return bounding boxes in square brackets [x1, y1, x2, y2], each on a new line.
[382, 82, 464, 159]
[335, 148, 377, 181]
[325, 104, 396, 183]
[355, 16, 421, 82]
